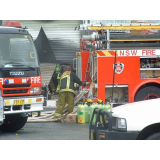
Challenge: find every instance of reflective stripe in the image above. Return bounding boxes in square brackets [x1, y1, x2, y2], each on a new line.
[60, 71, 74, 93]
[54, 113, 61, 118]
[60, 89, 74, 94]
[67, 75, 70, 89]
[61, 74, 70, 89]
[61, 71, 71, 78]
[57, 73, 60, 79]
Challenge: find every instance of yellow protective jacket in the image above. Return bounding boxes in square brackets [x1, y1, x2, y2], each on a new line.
[60, 71, 85, 94]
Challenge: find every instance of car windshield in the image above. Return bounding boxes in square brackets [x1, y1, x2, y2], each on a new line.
[0, 34, 39, 68]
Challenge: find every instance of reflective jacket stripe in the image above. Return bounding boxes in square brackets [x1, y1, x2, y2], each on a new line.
[60, 71, 75, 93]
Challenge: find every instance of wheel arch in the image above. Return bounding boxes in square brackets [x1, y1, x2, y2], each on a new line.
[136, 123, 160, 140]
[134, 82, 160, 101]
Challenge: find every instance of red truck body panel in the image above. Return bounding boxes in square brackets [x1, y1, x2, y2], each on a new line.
[79, 50, 160, 102]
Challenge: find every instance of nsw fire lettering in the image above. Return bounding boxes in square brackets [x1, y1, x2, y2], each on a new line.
[120, 50, 137, 56]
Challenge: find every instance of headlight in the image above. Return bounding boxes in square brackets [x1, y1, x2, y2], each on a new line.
[117, 118, 127, 129]
[30, 87, 41, 94]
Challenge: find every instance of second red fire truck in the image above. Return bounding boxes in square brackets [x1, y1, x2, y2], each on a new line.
[75, 23, 160, 106]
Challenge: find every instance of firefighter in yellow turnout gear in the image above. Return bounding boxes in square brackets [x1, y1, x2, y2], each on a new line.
[54, 65, 89, 122]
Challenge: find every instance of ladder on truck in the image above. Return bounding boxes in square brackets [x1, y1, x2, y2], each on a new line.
[84, 49, 97, 98]
[78, 23, 160, 31]
[84, 49, 92, 82]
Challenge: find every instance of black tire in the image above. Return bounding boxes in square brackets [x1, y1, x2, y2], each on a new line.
[134, 86, 160, 102]
[0, 114, 28, 132]
[146, 132, 160, 140]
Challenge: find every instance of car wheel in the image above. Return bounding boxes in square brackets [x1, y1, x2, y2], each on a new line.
[146, 132, 160, 140]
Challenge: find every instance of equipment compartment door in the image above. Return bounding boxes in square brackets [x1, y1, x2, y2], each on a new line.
[97, 56, 139, 101]
[97, 56, 140, 85]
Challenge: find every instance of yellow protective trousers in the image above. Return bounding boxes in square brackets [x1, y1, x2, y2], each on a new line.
[54, 92, 74, 118]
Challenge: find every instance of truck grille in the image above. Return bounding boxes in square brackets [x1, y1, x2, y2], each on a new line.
[112, 117, 117, 127]
[3, 84, 31, 88]
[3, 89, 28, 94]
[4, 104, 31, 111]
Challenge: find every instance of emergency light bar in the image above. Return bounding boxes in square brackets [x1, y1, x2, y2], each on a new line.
[3, 21, 22, 28]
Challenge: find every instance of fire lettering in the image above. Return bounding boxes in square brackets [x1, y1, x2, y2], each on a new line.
[142, 50, 156, 55]
[31, 77, 41, 83]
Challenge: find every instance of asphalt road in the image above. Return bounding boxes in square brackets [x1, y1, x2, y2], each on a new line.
[0, 121, 89, 140]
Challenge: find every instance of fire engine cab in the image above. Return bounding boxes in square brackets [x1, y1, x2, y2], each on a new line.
[75, 23, 160, 106]
[0, 21, 44, 132]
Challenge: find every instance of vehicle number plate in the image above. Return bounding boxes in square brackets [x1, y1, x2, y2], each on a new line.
[14, 99, 25, 105]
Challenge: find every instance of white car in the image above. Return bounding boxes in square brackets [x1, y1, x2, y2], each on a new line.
[90, 98, 160, 140]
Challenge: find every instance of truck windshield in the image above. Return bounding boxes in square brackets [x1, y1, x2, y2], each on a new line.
[0, 34, 39, 68]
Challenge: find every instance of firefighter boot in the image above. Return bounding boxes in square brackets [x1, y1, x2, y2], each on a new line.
[52, 117, 61, 122]
[53, 113, 61, 122]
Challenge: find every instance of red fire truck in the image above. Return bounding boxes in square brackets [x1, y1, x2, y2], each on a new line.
[75, 23, 160, 106]
[0, 21, 44, 132]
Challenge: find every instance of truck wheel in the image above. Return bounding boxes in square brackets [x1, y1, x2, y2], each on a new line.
[0, 114, 28, 132]
[146, 132, 160, 140]
[134, 86, 160, 102]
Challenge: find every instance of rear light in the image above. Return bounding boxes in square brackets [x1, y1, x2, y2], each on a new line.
[3, 21, 21, 28]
